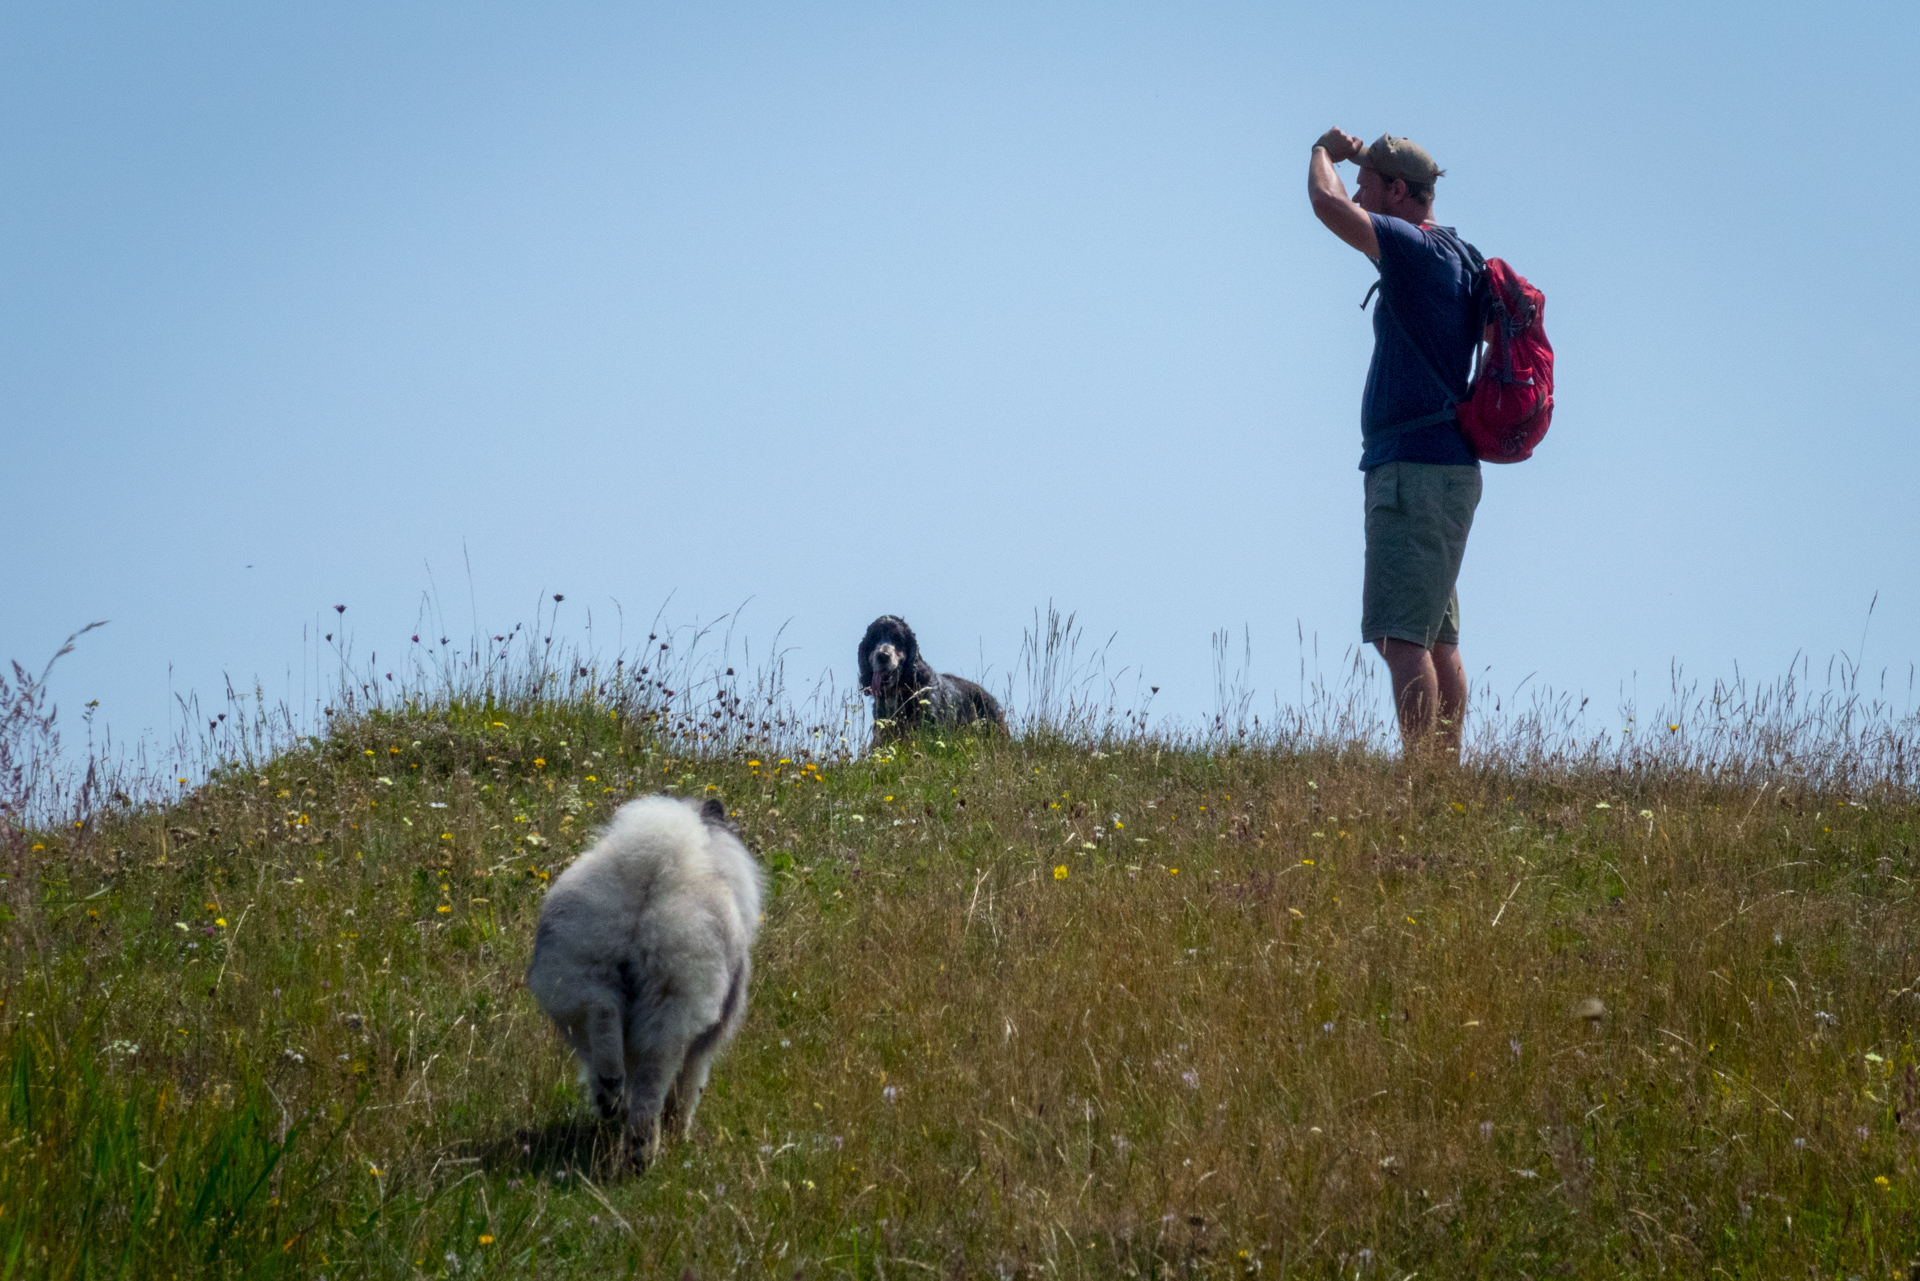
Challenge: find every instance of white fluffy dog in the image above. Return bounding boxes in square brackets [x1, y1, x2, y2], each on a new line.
[526, 795, 763, 1167]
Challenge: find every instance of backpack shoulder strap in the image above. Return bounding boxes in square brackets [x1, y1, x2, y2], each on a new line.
[1363, 226, 1486, 438]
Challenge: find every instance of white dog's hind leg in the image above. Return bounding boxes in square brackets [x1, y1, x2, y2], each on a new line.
[667, 1041, 717, 1138]
[666, 965, 745, 1138]
[623, 1040, 687, 1169]
[584, 999, 627, 1122]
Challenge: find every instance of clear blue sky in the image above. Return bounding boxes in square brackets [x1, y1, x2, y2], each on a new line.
[5, 2, 1916, 751]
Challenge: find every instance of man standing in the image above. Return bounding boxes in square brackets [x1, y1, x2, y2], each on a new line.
[1308, 129, 1482, 762]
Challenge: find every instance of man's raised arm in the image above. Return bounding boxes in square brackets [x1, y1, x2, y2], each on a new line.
[1308, 128, 1378, 259]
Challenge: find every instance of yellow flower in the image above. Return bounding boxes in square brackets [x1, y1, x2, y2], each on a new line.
[1168, 867, 1179, 875]
[441, 833, 452, 841]
[437, 905, 452, 914]
[215, 918, 228, 928]
[1876, 1175, 1891, 1189]
[884, 795, 894, 802]
[533, 758, 546, 768]
[585, 775, 597, 782]
[1404, 916, 1416, 925]
[177, 777, 187, 785]
[491, 722, 506, 728]
[1053, 865, 1069, 880]
[1450, 801, 1465, 814]
[30, 844, 43, 852]
[388, 747, 399, 755]
[478, 1234, 495, 1245]
[749, 760, 761, 767]
[363, 749, 374, 756]
[1302, 859, 1314, 866]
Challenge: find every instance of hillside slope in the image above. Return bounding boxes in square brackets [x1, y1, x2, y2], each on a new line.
[3, 697, 1916, 1277]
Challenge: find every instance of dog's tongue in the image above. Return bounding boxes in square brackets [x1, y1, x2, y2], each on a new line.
[870, 672, 884, 698]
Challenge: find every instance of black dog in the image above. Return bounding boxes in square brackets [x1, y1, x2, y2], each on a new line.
[857, 615, 1006, 745]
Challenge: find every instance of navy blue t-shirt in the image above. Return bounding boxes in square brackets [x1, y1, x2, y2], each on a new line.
[1358, 213, 1480, 471]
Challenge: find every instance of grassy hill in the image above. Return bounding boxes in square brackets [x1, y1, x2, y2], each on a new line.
[3, 679, 1918, 1277]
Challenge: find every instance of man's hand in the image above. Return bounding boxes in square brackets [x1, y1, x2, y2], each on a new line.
[1308, 131, 1379, 258]
[1314, 128, 1364, 163]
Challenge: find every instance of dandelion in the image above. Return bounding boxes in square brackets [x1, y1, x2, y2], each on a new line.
[585, 775, 596, 782]
[1054, 866, 1069, 881]
[437, 905, 452, 914]
[1875, 1176, 1890, 1189]
[1450, 802, 1465, 814]
[1301, 859, 1314, 866]
[215, 918, 227, 928]
[1404, 916, 1416, 925]
[1168, 867, 1179, 875]
[368, 1164, 383, 1176]
[363, 749, 374, 756]
[478, 1234, 495, 1245]
[534, 758, 546, 768]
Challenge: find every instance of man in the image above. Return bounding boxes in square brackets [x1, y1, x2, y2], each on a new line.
[1308, 129, 1482, 762]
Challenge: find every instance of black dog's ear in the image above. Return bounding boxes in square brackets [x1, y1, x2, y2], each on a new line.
[699, 797, 728, 825]
[910, 654, 936, 688]
[857, 637, 874, 690]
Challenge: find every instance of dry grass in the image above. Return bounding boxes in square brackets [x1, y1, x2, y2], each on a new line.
[3, 621, 1919, 1277]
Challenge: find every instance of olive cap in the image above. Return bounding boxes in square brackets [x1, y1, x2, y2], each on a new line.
[1356, 134, 1444, 186]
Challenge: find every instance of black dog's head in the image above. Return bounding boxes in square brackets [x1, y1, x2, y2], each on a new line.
[858, 615, 932, 699]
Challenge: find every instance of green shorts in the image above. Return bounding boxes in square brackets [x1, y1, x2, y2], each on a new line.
[1361, 461, 1482, 649]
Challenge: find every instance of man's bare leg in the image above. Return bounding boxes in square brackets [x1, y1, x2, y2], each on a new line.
[1432, 642, 1467, 759]
[1375, 638, 1466, 763]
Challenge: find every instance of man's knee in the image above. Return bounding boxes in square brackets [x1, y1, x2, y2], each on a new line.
[1375, 636, 1429, 662]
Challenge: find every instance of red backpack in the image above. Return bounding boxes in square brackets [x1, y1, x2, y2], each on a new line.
[1376, 230, 1555, 464]
[1458, 252, 1554, 463]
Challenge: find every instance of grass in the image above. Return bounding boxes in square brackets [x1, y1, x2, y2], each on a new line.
[3, 625, 1920, 1277]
